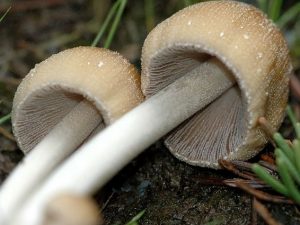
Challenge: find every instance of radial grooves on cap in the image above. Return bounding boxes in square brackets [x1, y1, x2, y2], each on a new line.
[12, 47, 144, 153]
[141, 1, 291, 167]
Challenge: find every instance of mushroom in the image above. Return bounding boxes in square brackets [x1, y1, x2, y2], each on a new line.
[8, 1, 292, 225]
[0, 47, 143, 224]
[141, 0, 291, 166]
[42, 193, 103, 225]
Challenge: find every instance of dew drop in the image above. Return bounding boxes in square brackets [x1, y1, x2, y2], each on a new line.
[87, 62, 90, 65]
[98, 61, 104, 68]
[243, 34, 249, 39]
[257, 52, 263, 58]
[220, 32, 224, 37]
[187, 20, 192, 26]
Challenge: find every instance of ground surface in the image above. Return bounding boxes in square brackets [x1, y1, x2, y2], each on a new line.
[0, 0, 300, 225]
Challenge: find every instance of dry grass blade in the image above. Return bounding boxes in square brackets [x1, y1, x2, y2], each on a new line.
[251, 197, 258, 225]
[236, 181, 293, 204]
[219, 160, 256, 180]
[253, 198, 283, 225]
[0, 126, 15, 142]
[101, 192, 114, 211]
[224, 178, 267, 189]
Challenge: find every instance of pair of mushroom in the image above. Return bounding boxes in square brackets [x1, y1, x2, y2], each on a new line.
[0, 1, 292, 225]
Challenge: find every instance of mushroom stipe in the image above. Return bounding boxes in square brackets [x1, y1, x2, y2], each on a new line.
[10, 56, 236, 225]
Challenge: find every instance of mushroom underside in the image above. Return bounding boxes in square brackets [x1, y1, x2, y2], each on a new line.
[13, 85, 104, 153]
[144, 46, 247, 165]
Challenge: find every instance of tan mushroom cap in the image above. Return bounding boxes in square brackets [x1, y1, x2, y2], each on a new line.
[13, 47, 144, 153]
[141, 1, 292, 168]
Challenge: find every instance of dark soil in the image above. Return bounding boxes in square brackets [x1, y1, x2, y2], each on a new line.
[0, 1, 300, 225]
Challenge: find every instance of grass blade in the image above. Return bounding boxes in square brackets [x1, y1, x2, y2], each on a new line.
[91, 0, 121, 47]
[286, 105, 298, 129]
[277, 2, 300, 29]
[292, 140, 300, 173]
[268, 0, 283, 21]
[273, 133, 294, 163]
[145, 0, 155, 32]
[277, 157, 300, 204]
[125, 210, 145, 225]
[184, 0, 193, 7]
[0, 6, 11, 23]
[0, 113, 11, 125]
[286, 106, 300, 139]
[275, 148, 300, 185]
[104, 0, 127, 49]
[257, 0, 268, 13]
[252, 163, 288, 196]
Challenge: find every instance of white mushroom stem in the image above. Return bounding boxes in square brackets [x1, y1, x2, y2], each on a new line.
[10, 59, 235, 225]
[0, 100, 102, 224]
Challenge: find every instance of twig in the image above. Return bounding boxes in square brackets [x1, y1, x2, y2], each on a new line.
[260, 153, 276, 166]
[253, 198, 283, 225]
[231, 160, 253, 172]
[219, 160, 256, 180]
[258, 161, 277, 173]
[0, 126, 15, 142]
[251, 197, 258, 225]
[224, 178, 266, 189]
[101, 191, 114, 211]
[235, 181, 293, 204]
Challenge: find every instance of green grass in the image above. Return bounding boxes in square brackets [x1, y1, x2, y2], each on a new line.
[0, 6, 11, 23]
[277, 2, 300, 29]
[0, 113, 11, 125]
[91, 0, 127, 48]
[256, 0, 300, 28]
[124, 210, 145, 225]
[252, 107, 300, 204]
[144, 0, 155, 31]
